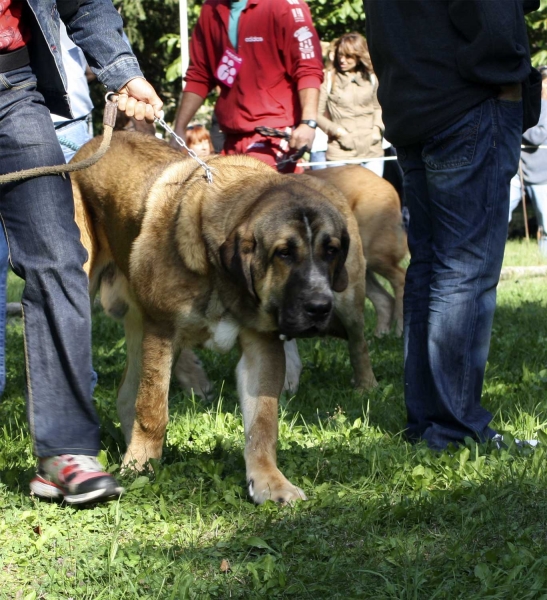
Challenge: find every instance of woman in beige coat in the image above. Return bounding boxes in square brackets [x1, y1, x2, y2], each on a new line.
[317, 33, 385, 175]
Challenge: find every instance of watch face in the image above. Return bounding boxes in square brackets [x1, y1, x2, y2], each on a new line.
[302, 120, 317, 129]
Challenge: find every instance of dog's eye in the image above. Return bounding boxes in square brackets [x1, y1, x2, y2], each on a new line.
[275, 247, 292, 260]
[326, 246, 339, 258]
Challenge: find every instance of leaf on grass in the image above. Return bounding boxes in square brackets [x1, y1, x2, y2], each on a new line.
[220, 559, 231, 573]
[159, 495, 169, 521]
[129, 476, 150, 490]
[474, 563, 490, 582]
[458, 447, 470, 469]
[245, 536, 275, 552]
[32, 526, 41, 536]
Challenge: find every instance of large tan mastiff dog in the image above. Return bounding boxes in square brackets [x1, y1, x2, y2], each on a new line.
[308, 166, 407, 337]
[71, 132, 376, 504]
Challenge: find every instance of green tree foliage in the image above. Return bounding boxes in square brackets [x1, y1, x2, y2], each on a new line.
[526, 0, 547, 66]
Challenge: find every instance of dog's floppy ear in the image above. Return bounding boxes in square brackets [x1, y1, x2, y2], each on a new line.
[332, 227, 350, 293]
[176, 186, 208, 275]
[220, 229, 257, 300]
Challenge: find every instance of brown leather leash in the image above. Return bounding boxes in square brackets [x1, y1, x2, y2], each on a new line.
[254, 125, 308, 171]
[0, 94, 118, 186]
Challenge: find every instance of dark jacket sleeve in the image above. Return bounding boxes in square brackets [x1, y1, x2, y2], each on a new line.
[522, 0, 540, 14]
[448, 0, 531, 85]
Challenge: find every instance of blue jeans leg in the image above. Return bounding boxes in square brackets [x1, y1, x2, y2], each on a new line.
[361, 159, 385, 178]
[0, 230, 7, 396]
[0, 65, 99, 457]
[525, 182, 547, 256]
[397, 98, 522, 450]
[309, 150, 327, 170]
[508, 174, 522, 222]
[55, 115, 93, 163]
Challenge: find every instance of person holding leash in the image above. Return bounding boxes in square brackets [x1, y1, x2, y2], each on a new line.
[171, 0, 324, 173]
[362, 0, 541, 450]
[0, 0, 162, 504]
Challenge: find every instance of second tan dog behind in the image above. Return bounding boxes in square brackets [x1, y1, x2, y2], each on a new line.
[72, 132, 377, 504]
[308, 166, 407, 337]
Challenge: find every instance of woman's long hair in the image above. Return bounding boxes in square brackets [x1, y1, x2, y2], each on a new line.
[332, 32, 374, 77]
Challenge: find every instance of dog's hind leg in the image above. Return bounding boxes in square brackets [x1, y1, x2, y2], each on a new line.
[372, 263, 406, 337]
[334, 286, 378, 390]
[366, 271, 395, 337]
[117, 306, 143, 444]
[237, 329, 306, 504]
[172, 348, 213, 400]
[123, 320, 174, 471]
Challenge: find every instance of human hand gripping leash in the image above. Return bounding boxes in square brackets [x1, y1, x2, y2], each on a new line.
[0, 93, 118, 185]
[0, 93, 214, 185]
[254, 126, 309, 171]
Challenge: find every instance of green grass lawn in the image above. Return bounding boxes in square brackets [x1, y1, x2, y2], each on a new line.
[1, 240, 546, 599]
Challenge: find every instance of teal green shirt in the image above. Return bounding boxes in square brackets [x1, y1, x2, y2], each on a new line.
[229, 0, 247, 50]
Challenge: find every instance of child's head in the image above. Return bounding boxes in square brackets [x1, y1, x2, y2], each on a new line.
[186, 124, 214, 158]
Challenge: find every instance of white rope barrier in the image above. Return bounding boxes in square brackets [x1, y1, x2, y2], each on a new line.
[300, 155, 398, 168]
[299, 145, 547, 169]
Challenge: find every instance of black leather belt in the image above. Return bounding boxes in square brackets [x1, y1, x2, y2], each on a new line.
[0, 46, 30, 74]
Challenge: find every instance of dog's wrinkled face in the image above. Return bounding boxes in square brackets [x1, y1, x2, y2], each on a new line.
[221, 181, 350, 337]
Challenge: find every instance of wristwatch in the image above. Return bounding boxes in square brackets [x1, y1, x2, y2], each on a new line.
[300, 119, 318, 129]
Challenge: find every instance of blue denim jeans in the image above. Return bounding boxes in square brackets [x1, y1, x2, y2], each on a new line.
[0, 64, 100, 457]
[396, 98, 523, 450]
[525, 183, 547, 256]
[309, 150, 327, 170]
[55, 115, 93, 163]
[0, 231, 7, 396]
[508, 173, 522, 221]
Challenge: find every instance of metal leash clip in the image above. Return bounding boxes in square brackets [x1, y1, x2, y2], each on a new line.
[155, 115, 214, 184]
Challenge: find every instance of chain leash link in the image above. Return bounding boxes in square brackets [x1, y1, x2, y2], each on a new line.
[155, 116, 214, 184]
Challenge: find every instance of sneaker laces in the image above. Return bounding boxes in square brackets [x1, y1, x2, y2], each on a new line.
[61, 455, 105, 472]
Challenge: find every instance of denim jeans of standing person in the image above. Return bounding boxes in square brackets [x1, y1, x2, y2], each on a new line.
[0, 231, 7, 396]
[0, 64, 100, 457]
[508, 173, 522, 221]
[396, 97, 523, 450]
[309, 150, 327, 170]
[527, 183, 547, 256]
[507, 174, 547, 256]
[55, 114, 93, 163]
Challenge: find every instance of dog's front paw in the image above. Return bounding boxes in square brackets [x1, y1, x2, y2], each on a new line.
[247, 469, 307, 505]
[121, 440, 162, 472]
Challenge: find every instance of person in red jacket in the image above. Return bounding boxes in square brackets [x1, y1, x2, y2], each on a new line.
[172, 0, 323, 173]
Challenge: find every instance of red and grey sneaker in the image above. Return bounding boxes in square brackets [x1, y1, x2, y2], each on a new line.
[30, 455, 124, 504]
